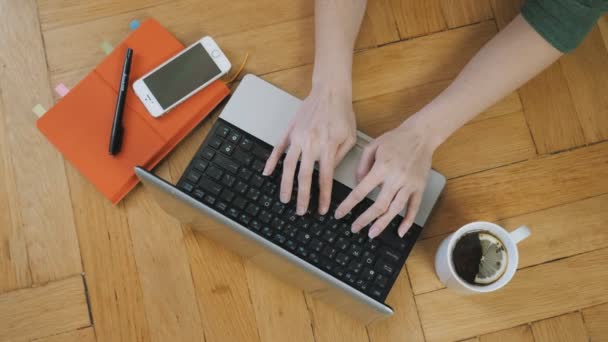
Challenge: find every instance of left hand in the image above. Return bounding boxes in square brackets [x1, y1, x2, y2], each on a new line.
[334, 117, 439, 239]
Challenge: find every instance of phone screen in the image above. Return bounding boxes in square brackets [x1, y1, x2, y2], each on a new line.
[143, 43, 221, 109]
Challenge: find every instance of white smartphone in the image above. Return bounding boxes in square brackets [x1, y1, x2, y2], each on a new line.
[133, 36, 231, 117]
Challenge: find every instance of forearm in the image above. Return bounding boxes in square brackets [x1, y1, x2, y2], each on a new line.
[411, 15, 563, 149]
[312, 0, 367, 93]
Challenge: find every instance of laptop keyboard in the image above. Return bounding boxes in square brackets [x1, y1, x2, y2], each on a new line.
[177, 118, 423, 302]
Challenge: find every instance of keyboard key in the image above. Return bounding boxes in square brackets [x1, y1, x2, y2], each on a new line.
[238, 213, 251, 225]
[220, 142, 235, 155]
[285, 240, 297, 251]
[227, 208, 239, 219]
[310, 239, 324, 252]
[214, 154, 239, 174]
[246, 188, 261, 201]
[322, 230, 337, 244]
[205, 166, 223, 180]
[374, 274, 389, 288]
[379, 246, 401, 263]
[200, 148, 215, 160]
[259, 210, 272, 224]
[355, 279, 368, 292]
[238, 168, 253, 181]
[370, 287, 383, 299]
[320, 257, 335, 272]
[233, 150, 253, 166]
[216, 125, 230, 137]
[271, 201, 285, 214]
[336, 253, 350, 266]
[234, 181, 248, 194]
[233, 196, 247, 210]
[209, 136, 222, 149]
[271, 217, 285, 231]
[239, 137, 253, 150]
[216, 201, 228, 212]
[227, 131, 241, 144]
[251, 220, 262, 231]
[285, 225, 298, 238]
[192, 189, 205, 200]
[220, 189, 235, 202]
[309, 252, 320, 264]
[186, 170, 201, 183]
[347, 260, 363, 274]
[273, 233, 287, 244]
[252, 145, 270, 161]
[374, 259, 396, 277]
[296, 231, 311, 244]
[198, 178, 222, 195]
[179, 181, 194, 193]
[245, 203, 260, 216]
[260, 195, 273, 208]
[193, 159, 208, 172]
[349, 244, 363, 258]
[221, 174, 236, 187]
[262, 226, 273, 237]
[203, 195, 216, 206]
[252, 160, 265, 173]
[264, 182, 278, 195]
[296, 246, 308, 257]
[345, 272, 356, 284]
[251, 175, 264, 188]
[336, 237, 350, 251]
[361, 268, 376, 281]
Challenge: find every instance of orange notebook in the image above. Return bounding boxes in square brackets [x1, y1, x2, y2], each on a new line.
[37, 19, 230, 204]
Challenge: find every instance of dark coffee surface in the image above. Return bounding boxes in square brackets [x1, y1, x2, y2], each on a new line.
[452, 232, 482, 284]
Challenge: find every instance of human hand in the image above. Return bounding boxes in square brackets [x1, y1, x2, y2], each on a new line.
[263, 85, 357, 215]
[334, 117, 438, 238]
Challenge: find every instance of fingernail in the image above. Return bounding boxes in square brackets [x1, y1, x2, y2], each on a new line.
[398, 230, 405, 238]
[368, 227, 380, 239]
[319, 206, 328, 215]
[297, 206, 305, 215]
[334, 210, 344, 219]
[262, 169, 269, 176]
[351, 223, 361, 232]
[280, 192, 289, 203]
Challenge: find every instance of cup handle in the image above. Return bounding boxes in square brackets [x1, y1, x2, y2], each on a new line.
[509, 225, 531, 244]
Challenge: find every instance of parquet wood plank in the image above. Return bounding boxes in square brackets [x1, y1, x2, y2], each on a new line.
[42, 1, 313, 77]
[36, 0, 170, 30]
[441, 0, 493, 28]
[367, 270, 425, 342]
[409, 193, 608, 295]
[305, 295, 370, 342]
[0, 100, 31, 294]
[422, 142, 608, 239]
[531, 312, 588, 342]
[353, 79, 522, 137]
[65, 164, 151, 342]
[123, 164, 205, 342]
[243, 264, 315, 342]
[489, 0, 524, 30]
[519, 62, 586, 154]
[0, 0, 82, 284]
[0, 276, 90, 342]
[416, 248, 608, 341]
[264, 21, 497, 100]
[582, 303, 608, 342]
[459, 338, 479, 342]
[32, 327, 96, 342]
[389, 0, 447, 39]
[560, 26, 608, 144]
[599, 15, 608, 49]
[356, 0, 401, 48]
[479, 324, 534, 342]
[432, 111, 535, 179]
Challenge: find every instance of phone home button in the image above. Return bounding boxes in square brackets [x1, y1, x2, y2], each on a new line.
[211, 49, 221, 58]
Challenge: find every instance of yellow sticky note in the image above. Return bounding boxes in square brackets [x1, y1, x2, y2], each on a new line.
[100, 41, 114, 55]
[32, 104, 46, 117]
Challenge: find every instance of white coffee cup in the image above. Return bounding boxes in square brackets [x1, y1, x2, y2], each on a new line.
[435, 221, 530, 294]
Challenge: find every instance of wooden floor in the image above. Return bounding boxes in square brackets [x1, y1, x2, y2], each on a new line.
[1, 0, 607, 341]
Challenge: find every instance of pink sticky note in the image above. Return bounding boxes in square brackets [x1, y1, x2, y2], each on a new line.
[55, 83, 70, 97]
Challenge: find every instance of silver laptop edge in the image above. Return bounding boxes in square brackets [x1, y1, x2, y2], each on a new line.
[135, 74, 446, 323]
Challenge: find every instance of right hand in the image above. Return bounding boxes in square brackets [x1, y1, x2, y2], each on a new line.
[263, 85, 357, 216]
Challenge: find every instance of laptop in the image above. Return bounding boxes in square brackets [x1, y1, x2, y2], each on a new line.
[135, 74, 446, 324]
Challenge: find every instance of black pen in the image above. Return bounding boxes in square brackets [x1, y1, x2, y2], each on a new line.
[109, 47, 133, 155]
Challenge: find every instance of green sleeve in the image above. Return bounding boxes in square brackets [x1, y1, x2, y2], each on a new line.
[521, 0, 608, 52]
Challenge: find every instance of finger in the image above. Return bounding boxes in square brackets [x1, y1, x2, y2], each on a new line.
[279, 145, 301, 203]
[398, 191, 423, 237]
[368, 188, 409, 238]
[351, 184, 399, 234]
[335, 137, 356, 164]
[335, 167, 383, 219]
[317, 149, 336, 215]
[296, 150, 316, 215]
[263, 129, 290, 176]
[356, 141, 378, 182]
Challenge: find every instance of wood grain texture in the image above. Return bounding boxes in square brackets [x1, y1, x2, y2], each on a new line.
[531, 312, 588, 342]
[479, 324, 534, 342]
[599, 15, 608, 49]
[0, 0, 82, 284]
[32, 327, 96, 342]
[519, 62, 586, 154]
[123, 164, 205, 342]
[409, 193, 608, 294]
[65, 164, 151, 342]
[353, 79, 522, 137]
[441, 0, 493, 28]
[489, 0, 524, 30]
[432, 111, 535, 179]
[560, 26, 608, 144]
[416, 248, 608, 341]
[0, 100, 31, 294]
[305, 295, 370, 342]
[582, 303, 608, 342]
[367, 270, 425, 342]
[423, 141, 608, 238]
[390, 0, 447, 39]
[265, 21, 497, 101]
[356, 0, 401, 48]
[0, 276, 90, 342]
